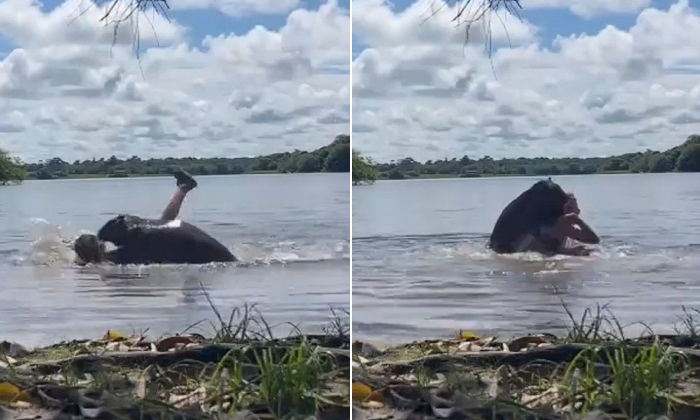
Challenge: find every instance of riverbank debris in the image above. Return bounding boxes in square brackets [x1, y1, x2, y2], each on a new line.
[353, 305, 700, 420]
[1, 309, 349, 419]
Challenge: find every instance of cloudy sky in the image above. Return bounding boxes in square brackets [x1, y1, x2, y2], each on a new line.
[0, 0, 349, 162]
[353, 0, 700, 162]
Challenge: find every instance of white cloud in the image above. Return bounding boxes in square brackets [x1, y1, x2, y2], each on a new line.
[352, 0, 700, 162]
[353, 0, 536, 48]
[172, 0, 299, 16]
[528, 0, 651, 18]
[0, 0, 184, 48]
[0, 110, 28, 132]
[0, 0, 349, 161]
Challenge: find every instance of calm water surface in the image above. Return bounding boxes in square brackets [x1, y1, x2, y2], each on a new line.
[0, 174, 349, 346]
[353, 173, 700, 344]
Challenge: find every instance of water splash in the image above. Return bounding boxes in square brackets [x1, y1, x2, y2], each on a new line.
[26, 218, 76, 266]
[231, 240, 349, 265]
[9, 219, 349, 268]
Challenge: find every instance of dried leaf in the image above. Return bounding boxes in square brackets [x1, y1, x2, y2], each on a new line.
[103, 330, 126, 341]
[368, 390, 384, 403]
[458, 331, 479, 341]
[361, 400, 384, 409]
[352, 382, 372, 402]
[0, 382, 30, 403]
[156, 336, 193, 352]
[135, 375, 147, 399]
[508, 335, 549, 352]
[458, 342, 483, 352]
[0, 356, 17, 369]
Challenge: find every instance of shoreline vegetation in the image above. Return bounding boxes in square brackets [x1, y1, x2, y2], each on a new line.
[0, 298, 350, 420]
[352, 304, 700, 420]
[0, 135, 349, 183]
[0, 149, 26, 185]
[352, 135, 700, 184]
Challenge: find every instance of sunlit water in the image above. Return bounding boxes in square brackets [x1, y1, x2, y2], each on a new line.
[353, 173, 700, 344]
[0, 174, 349, 347]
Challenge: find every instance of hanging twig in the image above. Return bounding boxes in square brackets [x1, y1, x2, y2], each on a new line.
[451, 0, 523, 57]
[93, 0, 171, 58]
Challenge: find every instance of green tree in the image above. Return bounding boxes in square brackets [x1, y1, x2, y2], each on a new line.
[352, 151, 378, 185]
[387, 169, 405, 179]
[0, 149, 26, 184]
[298, 154, 323, 173]
[254, 157, 277, 171]
[567, 163, 582, 174]
[277, 154, 300, 173]
[630, 153, 652, 173]
[677, 144, 700, 172]
[324, 142, 350, 172]
[648, 154, 674, 173]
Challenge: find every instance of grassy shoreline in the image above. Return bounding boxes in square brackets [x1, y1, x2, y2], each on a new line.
[1, 304, 350, 420]
[352, 305, 700, 420]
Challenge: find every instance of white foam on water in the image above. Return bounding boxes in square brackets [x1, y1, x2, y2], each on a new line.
[231, 240, 349, 265]
[401, 235, 700, 281]
[10, 219, 349, 269]
[27, 220, 76, 266]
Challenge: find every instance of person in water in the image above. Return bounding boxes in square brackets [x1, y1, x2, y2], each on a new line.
[73, 170, 236, 265]
[488, 179, 600, 256]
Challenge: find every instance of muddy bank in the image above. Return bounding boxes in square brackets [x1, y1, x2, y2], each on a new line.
[352, 306, 700, 420]
[0, 316, 350, 419]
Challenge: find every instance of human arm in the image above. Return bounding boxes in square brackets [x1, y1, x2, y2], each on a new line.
[568, 215, 600, 244]
[554, 213, 600, 245]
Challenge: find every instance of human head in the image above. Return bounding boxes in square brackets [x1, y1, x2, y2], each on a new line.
[73, 234, 105, 265]
[563, 193, 580, 214]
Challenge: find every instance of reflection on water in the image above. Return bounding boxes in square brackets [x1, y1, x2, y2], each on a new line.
[0, 174, 349, 347]
[353, 173, 700, 344]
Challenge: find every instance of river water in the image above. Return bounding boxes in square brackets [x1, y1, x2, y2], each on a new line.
[0, 173, 349, 347]
[353, 173, 700, 344]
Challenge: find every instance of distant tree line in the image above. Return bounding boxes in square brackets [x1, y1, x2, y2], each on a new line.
[25, 135, 350, 180]
[374, 135, 700, 180]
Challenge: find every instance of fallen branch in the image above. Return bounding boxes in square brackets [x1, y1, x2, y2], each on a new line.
[369, 342, 700, 376]
[370, 344, 588, 375]
[26, 343, 350, 375]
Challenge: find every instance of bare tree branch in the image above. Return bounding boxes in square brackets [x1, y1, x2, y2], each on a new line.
[450, 0, 523, 56]
[93, 0, 170, 58]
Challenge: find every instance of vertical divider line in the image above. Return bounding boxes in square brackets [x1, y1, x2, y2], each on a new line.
[348, 0, 355, 397]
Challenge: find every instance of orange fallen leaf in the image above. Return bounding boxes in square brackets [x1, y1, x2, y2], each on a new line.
[368, 390, 384, 403]
[352, 382, 372, 402]
[0, 382, 30, 403]
[458, 330, 479, 341]
[103, 330, 126, 341]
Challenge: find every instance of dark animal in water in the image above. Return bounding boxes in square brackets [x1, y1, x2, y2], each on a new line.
[488, 179, 569, 254]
